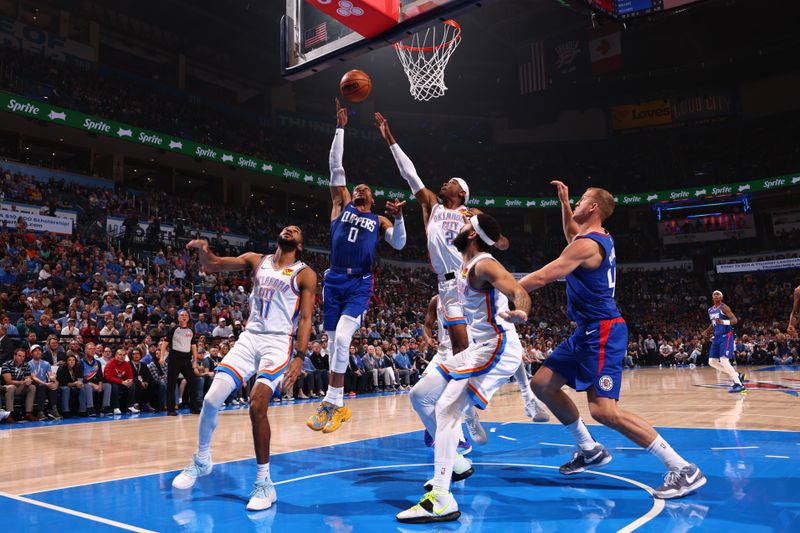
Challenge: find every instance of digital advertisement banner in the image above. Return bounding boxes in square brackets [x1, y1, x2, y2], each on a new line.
[0, 208, 72, 234]
[716, 257, 800, 274]
[2, 91, 799, 209]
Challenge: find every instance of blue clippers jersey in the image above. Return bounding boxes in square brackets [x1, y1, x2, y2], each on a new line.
[565, 232, 621, 325]
[708, 305, 732, 337]
[330, 202, 379, 273]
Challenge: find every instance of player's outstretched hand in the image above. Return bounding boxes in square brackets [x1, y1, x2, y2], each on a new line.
[551, 180, 570, 204]
[498, 310, 528, 324]
[336, 98, 348, 128]
[374, 112, 390, 137]
[282, 356, 304, 393]
[186, 239, 209, 253]
[385, 199, 406, 218]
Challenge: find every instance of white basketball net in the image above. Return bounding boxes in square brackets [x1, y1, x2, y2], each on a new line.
[393, 20, 462, 102]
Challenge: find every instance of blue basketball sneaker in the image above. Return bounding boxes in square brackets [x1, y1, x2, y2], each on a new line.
[423, 431, 472, 454]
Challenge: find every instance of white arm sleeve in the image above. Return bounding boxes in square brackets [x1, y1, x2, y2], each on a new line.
[330, 128, 346, 187]
[384, 216, 406, 250]
[390, 143, 425, 194]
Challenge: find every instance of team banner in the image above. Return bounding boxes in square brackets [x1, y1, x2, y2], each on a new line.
[0, 16, 96, 65]
[0, 208, 72, 234]
[716, 257, 800, 274]
[2, 91, 799, 209]
[612, 99, 673, 131]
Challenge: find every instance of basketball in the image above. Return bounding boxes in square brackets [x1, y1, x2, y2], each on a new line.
[339, 69, 372, 103]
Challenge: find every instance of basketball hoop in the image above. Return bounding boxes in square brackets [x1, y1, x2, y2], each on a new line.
[393, 20, 462, 102]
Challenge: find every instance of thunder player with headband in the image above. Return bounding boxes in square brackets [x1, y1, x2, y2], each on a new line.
[173, 226, 317, 511]
[520, 181, 705, 500]
[306, 99, 407, 434]
[703, 290, 745, 393]
[374, 113, 549, 432]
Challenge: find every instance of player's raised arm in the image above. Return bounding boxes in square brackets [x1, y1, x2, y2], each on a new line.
[788, 286, 800, 336]
[474, 260, 531, 323]
[283, 267, 318, 391]
[374, 112, 438, 215]
[186, 239, 261, 272]
[330, 98, 352, 221]
[379, 199, 407, 250]
[551, 180, 580, 243]
[519, 238, 599, 293]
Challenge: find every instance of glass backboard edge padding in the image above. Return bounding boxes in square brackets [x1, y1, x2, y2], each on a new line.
[282, 0, 488, 80]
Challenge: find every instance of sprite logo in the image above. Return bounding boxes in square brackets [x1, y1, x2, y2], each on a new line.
[711, 186, 732, 195]
[238, 157, 257, 169]
[283, 169, 300, 179]
[504, 199, 522, 207]
[670, 191, 690, 200]
[622, 195, 641, 204]
[763, 178, 785, 189]
[389, 191, 405, 199]
[539, 199, 559, 208]
[6, 99, 40, 115]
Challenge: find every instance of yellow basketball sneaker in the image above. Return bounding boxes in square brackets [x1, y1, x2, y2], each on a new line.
[306, 401, 335, 431]
[321, 404, 351, 433]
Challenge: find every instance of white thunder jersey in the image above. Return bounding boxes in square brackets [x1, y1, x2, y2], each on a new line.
[427, 203, 471, 276]
[246, 255, 308, 335]
[458, 253, 519, 343]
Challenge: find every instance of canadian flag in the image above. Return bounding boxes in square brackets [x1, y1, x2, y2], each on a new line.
[588, 25, 623, 75]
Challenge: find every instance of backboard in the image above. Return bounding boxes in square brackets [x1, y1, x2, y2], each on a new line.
[281, 0, 483, 80]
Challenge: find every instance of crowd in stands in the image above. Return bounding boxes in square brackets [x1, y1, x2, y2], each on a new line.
[4, 45, 800, 200]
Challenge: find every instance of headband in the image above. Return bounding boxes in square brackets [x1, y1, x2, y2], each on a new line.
[452, 178, 470, 204]
[712, 290, 723, 297]
[470, 216, 495, 247]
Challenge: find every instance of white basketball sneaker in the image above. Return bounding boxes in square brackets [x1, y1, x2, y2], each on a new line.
[247, 479, 277, 511]
[424, 454, 473, 491]
[172, 453, 213, 489]
[525, 396, 551, 423]
[396, 490, 460, 523]
[464, 407, 488, 445]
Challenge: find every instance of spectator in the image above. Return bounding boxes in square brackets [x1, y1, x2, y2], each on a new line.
[80, 343, 109, 417]
[28, 344, 61, 420]
[393, 344, 415, 388]
[345, 344, 369, 397]
[146, 348, 168, 411]
[309, 342, 329, 394]
[104, 348, 137, 415]
[56, 354, 84, 417]
[211, 317, 232, 338]
[61, 317, 81, 339]
[130, 348, 156, 412]
[0, 325, 13, 364]
[2, 348, 36, 422]
[194, 313, 210, 336]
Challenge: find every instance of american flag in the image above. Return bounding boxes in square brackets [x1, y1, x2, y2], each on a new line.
[518, 40, 548, 94]
[304, 22, 328, 48]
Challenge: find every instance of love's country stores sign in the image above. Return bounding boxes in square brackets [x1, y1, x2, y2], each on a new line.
[3, 91, 799, 209]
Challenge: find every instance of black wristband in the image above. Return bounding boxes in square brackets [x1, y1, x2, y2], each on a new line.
[293, 349, 306, 361]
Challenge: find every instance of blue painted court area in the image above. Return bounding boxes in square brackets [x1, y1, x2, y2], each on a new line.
[8, 423, 800, 532]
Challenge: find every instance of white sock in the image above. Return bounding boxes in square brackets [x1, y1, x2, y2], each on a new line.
[256, 463, 271, 482]
[196, 374, 236, 462]
[324, 385, 344, 407]
[432, 381, 470, 493]
[565, 418, 596, 451]
[513, 362, 534, 403]
[647, 434, 690, 471]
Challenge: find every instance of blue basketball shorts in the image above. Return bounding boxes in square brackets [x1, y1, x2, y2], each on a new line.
[543, 317, 628, 400]
[709, 332, 735, 359]
[322, 269, 373, 331]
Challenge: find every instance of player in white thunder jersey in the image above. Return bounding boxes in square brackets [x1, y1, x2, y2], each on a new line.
[398, 214, 532, 524]
[173, 226, 317, 512]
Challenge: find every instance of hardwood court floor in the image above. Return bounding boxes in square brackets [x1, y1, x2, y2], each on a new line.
[1, 366, 798, 496]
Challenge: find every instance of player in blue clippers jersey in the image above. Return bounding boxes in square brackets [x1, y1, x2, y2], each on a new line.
[521, 180, 705, 500]
[307, 99, 407, 434]
[703, 290, 745, 393]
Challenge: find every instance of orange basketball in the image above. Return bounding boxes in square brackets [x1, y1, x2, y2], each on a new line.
[339, 69, 372, 103]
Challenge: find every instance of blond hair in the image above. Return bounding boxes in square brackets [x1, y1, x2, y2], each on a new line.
[586, 187, 615, 220]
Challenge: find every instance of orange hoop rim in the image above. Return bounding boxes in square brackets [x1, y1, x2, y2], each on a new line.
[393, 19, 461, 53]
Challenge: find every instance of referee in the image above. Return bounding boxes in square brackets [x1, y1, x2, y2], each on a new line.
[161, 310, 200, 416]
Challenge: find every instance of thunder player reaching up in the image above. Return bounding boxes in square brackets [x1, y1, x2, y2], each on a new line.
[703, 290, 745, 393]
[173, 226, 317, 511]
[307, 99, 406, 434]
[788, 284, 800, 337]
[375, 112, 549, 429]
[520, 181, 705, 499]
